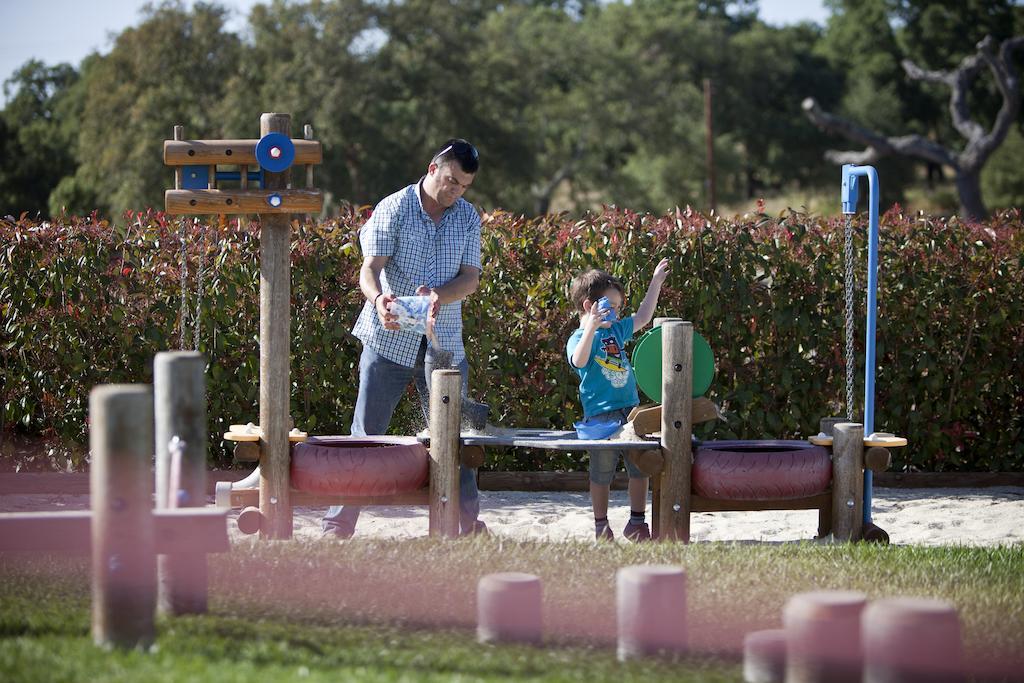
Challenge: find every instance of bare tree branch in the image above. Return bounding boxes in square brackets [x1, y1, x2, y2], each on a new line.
[802, 34, 1024, 218]
[801, 98, 955, 167]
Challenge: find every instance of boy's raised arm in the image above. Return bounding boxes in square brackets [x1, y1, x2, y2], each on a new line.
[632, 258, 671, 332]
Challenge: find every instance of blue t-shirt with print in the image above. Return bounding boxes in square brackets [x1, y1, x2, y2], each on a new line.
[566, 317, 640, 418]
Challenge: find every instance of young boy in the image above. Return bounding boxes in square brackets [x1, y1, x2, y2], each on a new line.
[566, 258, 671, 541]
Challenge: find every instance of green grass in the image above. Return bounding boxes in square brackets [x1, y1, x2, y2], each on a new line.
[2, 539, 1023, 681]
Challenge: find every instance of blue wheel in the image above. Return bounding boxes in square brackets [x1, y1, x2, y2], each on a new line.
[255, 132, 295, 172]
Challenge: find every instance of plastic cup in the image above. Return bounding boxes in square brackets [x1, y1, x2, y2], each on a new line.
[389, 295, 432, 334]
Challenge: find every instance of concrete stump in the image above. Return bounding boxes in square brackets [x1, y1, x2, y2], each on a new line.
[744, 628, 787, 683]
[862, 597, 964, 683]
[783, 590, 866, 683]
[477, 572, 542, 644]
[616, 565, 687, 660]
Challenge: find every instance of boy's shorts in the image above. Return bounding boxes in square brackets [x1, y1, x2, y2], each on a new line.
[583, 408, 645, 486]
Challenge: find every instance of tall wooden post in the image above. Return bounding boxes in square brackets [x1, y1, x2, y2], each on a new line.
[429, 369, 462, 538]
[154, 351, 208, 614]
[832, 422, 864, 542]
[660, 321, 693, 542]
[90, 385, 156, 649]
[704, 78, 716, 212]
[259, 112, 292, 540]
[650, 317, 682, 540]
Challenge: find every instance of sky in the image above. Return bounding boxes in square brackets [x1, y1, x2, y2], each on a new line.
[0, 0, 829, 105]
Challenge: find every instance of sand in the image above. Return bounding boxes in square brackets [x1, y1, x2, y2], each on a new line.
[4, 486, 1022, 546]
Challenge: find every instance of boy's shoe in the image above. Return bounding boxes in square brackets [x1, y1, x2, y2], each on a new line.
[623, 521, 651, 542]
[462, 520, 489, 537]
[596, 525, 614, 541]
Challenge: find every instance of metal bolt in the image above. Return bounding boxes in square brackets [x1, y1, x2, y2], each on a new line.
[440, 495, 448, 504]
[674, 363, 682, 371]
[270, 496, 278, 505]
[673, 503, 681, 512]
[846, 499, 855, 508]
[442, 396, 450, 404]
[674, 420, 682, 428]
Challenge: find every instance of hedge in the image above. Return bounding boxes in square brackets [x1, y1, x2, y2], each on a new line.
[2, 206, 1021, 472]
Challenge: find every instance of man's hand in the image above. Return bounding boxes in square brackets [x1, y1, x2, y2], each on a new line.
[375, 293, 399, 330]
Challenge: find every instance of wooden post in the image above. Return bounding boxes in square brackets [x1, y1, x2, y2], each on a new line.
[660, 321, 693, 542]
[650, 317, 681, 540]
[173, 126, 183, 190]
[429, 369, 462, 538]
[153, 351, 208, 615]
[258, 112, 293, 540]
[304, 124, 315, 189]
[832, 422, 864, 542]
[703, 78, 716, 212]
[90, 385, 156, 650]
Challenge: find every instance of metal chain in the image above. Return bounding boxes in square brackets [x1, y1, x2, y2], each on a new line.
[844, 214, 856, 421]
[178, 216, 189, 350]
[193, 219, 207, 352]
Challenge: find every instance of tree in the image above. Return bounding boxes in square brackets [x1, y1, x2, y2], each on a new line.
[62, 1, 242, 216]
[0, 61, 80, 216]
[803, 34, 1024, 218]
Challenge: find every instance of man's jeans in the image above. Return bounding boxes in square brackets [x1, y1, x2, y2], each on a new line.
[322, 340, 480, 535]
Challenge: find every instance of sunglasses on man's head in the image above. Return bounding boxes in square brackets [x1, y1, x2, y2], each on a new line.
[435, 140, 479, 161]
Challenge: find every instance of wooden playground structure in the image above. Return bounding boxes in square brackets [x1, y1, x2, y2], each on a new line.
[158, 111, 906, 543]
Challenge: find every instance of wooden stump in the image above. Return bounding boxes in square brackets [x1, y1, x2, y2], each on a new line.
[616, 565, 687, 660]
[90, 385, 157, 650]
[862, 598, 964, 683]
[154, 351, 208, 616]
[743, 629, 786, 683]
[832, 423, 865, 542]
[429, 369, 462, 538]
[477, 573, 543, 644]
[783, 590, 866, 683]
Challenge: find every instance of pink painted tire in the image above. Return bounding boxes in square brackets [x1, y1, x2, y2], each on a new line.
[693, 440, 831, 500]
[291, 437, 429, 496]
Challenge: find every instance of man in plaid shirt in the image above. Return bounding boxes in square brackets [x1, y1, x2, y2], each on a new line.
[322, 139, 487, 538]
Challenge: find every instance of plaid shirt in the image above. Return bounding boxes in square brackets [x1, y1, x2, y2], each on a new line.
[351, 180, 482, 367]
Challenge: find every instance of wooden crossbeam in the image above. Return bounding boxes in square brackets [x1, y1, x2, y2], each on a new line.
[228, 487, 430, 508]
[164, 139, 322, 166]
[0, 508, 230, 555]
[165, 189, 323, 215]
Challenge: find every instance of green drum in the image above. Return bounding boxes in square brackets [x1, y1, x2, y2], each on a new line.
[631, 325, 715, 402]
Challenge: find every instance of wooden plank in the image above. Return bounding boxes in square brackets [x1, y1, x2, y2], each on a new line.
[478, 472, 630, 492]
[165, 189, 323, 215]
[228, 488, 430, 508]
[0, 509, 229, 555]
[691, 493, 830, 513]
[450, 429, 654, 451]
[164, 139, 322, 166]
[259, 112, 293, 541]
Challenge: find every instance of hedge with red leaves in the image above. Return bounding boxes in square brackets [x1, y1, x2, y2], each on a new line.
[2, 206, 1021, 472]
